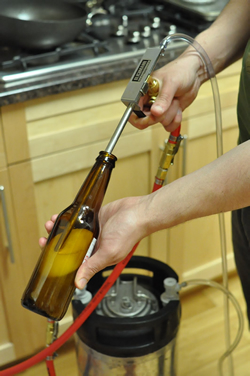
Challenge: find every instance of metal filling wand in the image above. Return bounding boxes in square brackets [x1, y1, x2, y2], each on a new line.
[105, 45, 165, 154]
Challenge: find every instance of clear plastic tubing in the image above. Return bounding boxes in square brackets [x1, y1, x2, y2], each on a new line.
[160, 33, 223, 156]
[161, 33, 241, 376]
[180, 279, 244, 376]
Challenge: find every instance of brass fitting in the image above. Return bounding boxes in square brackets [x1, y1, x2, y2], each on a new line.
[46, 319, 59, 347]
[156, 136, 183, 182]
[147, 76, 159, 106]
[146, 75, 183, 184]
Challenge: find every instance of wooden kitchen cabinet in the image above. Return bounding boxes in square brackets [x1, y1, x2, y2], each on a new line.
[0, 167, 46, 366]
[0, 79, 167, 365]
[0, 59, 242, 365]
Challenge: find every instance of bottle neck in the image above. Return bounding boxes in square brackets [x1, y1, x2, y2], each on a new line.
[74, 151, 117, 210]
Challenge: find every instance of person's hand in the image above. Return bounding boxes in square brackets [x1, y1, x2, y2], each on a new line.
[39, 196, 150, 290]
[75, 196, 151, 289]
[129, 50, 207, 132]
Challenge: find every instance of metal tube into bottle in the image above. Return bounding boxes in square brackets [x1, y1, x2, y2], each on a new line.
[105, 103, 134, 154]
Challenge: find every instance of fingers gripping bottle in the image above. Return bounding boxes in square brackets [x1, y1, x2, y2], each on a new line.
[22, 151, 117, 321]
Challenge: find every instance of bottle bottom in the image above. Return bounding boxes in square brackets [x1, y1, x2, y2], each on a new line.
[21, 298, 59, 321]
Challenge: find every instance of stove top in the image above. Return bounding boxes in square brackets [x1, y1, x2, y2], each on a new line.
[0, 0, 223, 98]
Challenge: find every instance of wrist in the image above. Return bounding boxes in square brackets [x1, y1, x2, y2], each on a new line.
[180, 48, 209, 85]
[136, 189, 172, 238]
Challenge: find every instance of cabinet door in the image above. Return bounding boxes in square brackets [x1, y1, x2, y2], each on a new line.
[0, 168, 46, 366]
[167, 126, 239, 281]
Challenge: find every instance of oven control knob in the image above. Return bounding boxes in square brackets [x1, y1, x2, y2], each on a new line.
[111, 22, 126, 37]
[126, 30, 141, 44]
[151, 17, 161, 29]
[117, 25, 126, 37]
[140, 25, 151, 38]
[168, 25, 177, 36]
[122, 15, 128, 28]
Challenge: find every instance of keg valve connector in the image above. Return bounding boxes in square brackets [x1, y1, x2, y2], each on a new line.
[160, 277, 180, 306]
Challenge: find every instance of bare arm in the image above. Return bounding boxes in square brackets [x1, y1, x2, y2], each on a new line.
[145, 139, 250, 233]
[73, 140, 250, 288]
[194, 0, 250, 74]
[129, 0, 250, 132]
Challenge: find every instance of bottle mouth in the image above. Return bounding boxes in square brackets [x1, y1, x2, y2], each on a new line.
[98, 151, 117, 164]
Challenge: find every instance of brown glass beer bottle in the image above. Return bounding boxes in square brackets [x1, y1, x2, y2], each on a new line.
[21, 151, 117, 321]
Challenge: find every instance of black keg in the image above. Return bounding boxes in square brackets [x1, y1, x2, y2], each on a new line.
[72, 256, 181, 376]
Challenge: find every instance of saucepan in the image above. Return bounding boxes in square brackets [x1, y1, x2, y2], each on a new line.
[0, 0, 88, 51]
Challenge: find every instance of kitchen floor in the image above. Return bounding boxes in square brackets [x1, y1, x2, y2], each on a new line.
[21, 272, 250, 376]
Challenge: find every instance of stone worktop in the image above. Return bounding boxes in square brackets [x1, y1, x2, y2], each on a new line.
[0, 45, 185, 107]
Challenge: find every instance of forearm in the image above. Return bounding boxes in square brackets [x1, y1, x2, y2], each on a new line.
[194, 0, 250, 74]
[73, 140, 250, 287]
[142, 140, 250, 235]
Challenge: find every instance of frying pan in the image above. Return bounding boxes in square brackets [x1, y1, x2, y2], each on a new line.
[0, 0, 88, 51]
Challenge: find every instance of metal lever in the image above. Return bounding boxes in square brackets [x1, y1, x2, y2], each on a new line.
[0, 185, 15, 263]
[121, 45, 164, 118]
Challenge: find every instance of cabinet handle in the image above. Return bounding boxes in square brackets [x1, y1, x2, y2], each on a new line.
[0, 185, 15, 263]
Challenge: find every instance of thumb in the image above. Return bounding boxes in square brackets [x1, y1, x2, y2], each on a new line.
[74, 251, 111, 290]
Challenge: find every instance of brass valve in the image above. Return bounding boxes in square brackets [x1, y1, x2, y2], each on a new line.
[155, 135, 183, 183]
[46, 319, 59, 361]
[46, 319, 58, 347]
[147, 76, 159, 106]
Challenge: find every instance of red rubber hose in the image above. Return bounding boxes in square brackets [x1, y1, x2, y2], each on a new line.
[0, 246, 138, 376]
[152, 181, 164, 192]
[168, 125, 181, 144]
[0, 129, 180, 376]
[45, 359, 56, 376]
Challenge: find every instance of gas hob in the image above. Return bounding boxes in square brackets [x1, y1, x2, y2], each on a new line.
[0, 0, 227, 101]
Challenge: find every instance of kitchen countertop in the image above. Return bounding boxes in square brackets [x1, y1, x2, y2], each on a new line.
[0, 44, 186, 107]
